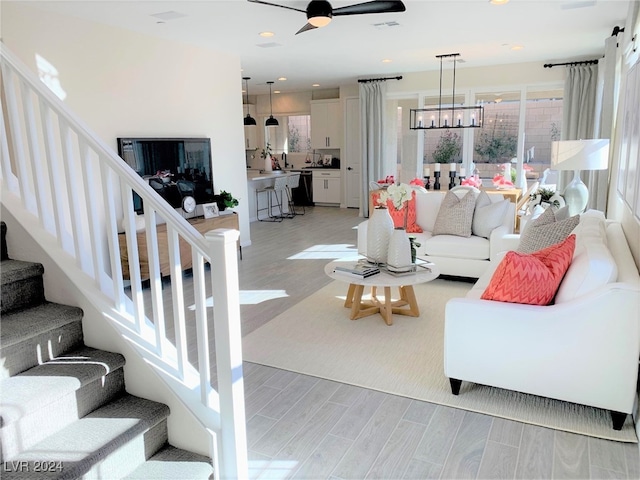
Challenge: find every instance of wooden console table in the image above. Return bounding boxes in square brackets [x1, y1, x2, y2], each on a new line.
[119, 213, 240, 281]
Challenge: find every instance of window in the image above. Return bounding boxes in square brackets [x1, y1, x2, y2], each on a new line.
[524, 90, 563, 182]
[422, 95, 465, 168]
[264, 115, 311, 154]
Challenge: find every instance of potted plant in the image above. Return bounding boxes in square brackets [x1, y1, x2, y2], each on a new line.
[215, 190, 239, 211]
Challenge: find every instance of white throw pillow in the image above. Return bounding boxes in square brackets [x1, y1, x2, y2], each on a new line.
[472, 192, 510, 238]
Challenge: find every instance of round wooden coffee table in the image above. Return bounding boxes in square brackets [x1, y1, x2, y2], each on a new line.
[324, 259, 440, 326]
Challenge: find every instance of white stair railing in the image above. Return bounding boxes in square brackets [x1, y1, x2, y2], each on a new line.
[0, 42, 247, 479]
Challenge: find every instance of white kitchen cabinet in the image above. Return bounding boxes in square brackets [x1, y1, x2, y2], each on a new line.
[243, 104, 259, 150]
[311, 99, 342, 149]
[312, 170, 341, 204]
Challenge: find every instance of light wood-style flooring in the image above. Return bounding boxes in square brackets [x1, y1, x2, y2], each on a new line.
[235, 206, 640, 480]
[139, 205, 639, 479]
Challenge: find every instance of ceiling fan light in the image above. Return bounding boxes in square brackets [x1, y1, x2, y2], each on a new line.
[308, 15, 332, 27]
[307, 0, 332, 27]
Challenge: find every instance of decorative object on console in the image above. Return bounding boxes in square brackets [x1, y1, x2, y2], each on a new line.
[448, 163, 457, 190]
[517, 206, 579, 254]
[214, 190, 239, 212]
[550, 139, 610, 216]
[432, 190, 476, 237]
[461, 175, 482, 188]
[433, 163, 441, 190]
[481, 234, 576, 306]
[366, 207, 394, 264]
[492, 173, 514, 189]
[202, 202, 219, 219]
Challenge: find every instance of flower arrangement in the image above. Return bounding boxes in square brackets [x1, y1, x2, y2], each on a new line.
[378, 182, 412, 210]
[461, 176, 482, 188]
[492, 174, 514, 188]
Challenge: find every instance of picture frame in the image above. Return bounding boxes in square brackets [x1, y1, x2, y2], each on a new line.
[323, 154, 332, 165]
[203, 202, 219, 219]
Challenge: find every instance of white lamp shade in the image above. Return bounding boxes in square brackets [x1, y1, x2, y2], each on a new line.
[550, 139, 610, 171]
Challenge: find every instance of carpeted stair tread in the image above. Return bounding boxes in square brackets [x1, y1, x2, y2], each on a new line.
[6, 394, 170, 479]
[1, 259, 44, 286]
[0, 302, 83, 348]
[0, 346, 126, 426]
[123, 444, 214, 479]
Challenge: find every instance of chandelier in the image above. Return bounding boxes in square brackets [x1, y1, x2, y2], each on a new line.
[410, 53, 484, 130]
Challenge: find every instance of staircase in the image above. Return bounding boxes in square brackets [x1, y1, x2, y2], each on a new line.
[0, 222, 213, 479]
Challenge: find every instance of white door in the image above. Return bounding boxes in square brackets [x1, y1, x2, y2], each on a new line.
[345, 97, 361, 209]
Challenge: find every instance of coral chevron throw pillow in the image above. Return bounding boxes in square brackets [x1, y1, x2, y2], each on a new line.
[481, 234, 576, 305]
[371, 190, 423, 233]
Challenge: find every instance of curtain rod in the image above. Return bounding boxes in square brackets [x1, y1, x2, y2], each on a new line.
[358, 76, 403, 83]
[543, 59, 598, 69]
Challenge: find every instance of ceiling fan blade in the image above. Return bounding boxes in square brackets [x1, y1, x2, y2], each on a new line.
[247, 0, 306, 14]
[295, 22, 318, 35]
[333, 0, 406, 16]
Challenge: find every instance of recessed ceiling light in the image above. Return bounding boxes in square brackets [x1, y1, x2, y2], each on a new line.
[278, 77, 287, 81]
[489, 0, 510, 5]
[274, 90, 281, 94]
[511, 45, 524, 51]
[260, 31, 275, 37]
[151, 11, 187, 21]
[312, 83, 320, 87]
[382, 59, 392, 63]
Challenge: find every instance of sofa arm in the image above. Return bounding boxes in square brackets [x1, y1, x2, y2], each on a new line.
[489, 226, 519, 260]
[444, 283, 640, 413]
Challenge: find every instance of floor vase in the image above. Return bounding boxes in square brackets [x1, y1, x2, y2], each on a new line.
[387, 228, 411, 272]
[367, 207, 393, 264]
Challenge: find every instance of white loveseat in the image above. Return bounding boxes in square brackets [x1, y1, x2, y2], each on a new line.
[358, 187, 516, 278]
[444, 211, 640, 430]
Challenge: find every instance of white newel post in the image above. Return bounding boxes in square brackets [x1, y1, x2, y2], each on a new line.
[205, 228, 248, 480]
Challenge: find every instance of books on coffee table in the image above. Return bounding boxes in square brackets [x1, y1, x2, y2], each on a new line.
[333, 262, 380, 278]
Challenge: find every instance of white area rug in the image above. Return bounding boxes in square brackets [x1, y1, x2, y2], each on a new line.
[243, 279, 637, 443]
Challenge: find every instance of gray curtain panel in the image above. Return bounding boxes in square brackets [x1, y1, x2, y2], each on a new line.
[359, 81, 387, 217]
[560, 64, 598, 195]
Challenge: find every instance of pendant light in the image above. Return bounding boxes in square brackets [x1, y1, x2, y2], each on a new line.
[409, 53, 483, 130]
[243, 77, 257, 126]
[265, 81, 279, 127]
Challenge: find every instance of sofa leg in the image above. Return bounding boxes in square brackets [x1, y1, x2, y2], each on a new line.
[611, 411, 626, 430]
[449, 378, 462, 395]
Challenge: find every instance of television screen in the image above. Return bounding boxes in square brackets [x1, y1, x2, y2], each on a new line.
[117, 137, 214, 213]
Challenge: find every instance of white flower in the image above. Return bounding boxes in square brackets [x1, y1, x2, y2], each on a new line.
[379, 183, 412, 210]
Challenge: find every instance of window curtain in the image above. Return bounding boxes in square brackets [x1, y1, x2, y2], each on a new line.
[591, 35, 623, 212]
[560, 64, 598, 200]
[360, 81, 387, 217]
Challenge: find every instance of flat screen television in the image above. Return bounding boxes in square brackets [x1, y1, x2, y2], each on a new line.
[117, 137, 214, 213]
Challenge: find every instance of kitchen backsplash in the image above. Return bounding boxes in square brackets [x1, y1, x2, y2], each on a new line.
[246, 150, 339, 170]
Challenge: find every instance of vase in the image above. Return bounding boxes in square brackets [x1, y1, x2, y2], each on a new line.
[387, 228, 411, 272]
[264, 155, 273, 172]
[366, 207, 393, 264]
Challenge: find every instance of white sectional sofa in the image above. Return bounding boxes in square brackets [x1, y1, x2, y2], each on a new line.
[444, 211, 640, 430]
[358, 187, 516, 278]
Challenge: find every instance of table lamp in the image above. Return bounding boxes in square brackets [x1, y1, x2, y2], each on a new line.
[550, 139, 609, 216]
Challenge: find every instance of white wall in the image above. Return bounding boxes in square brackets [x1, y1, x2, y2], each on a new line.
[1, 2, 251, 250]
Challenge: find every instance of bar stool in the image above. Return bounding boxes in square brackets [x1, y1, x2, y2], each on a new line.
[256, 175, 288, 222]
[284, 173, 305, 218]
